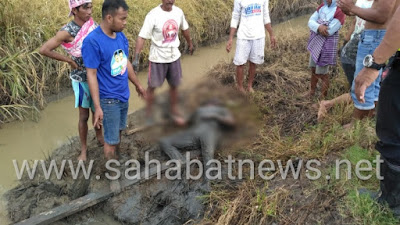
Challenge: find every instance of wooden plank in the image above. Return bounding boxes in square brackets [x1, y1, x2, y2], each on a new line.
[14, 192, 112, 225]
[13, 151, 201, 225]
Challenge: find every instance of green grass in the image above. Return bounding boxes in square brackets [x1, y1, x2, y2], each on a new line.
[340, 146, 398, 224]
[318, 145, 399, 224]
[345, 190, 398, 225]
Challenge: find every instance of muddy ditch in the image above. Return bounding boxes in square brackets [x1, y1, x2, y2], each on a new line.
[5, 80, 260, 224]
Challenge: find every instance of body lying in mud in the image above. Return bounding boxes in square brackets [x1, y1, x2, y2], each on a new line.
[159, 99, 235, 182]
[5, 80, 258, 224]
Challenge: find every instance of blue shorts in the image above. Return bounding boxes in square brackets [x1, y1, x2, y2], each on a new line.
[100, 99, 128, 145]
[351, 30, 385, 110]
[72, 80, 95, 111]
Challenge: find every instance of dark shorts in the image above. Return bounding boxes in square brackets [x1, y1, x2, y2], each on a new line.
[376, 54, 400, 165]
[340, 35, 359, 86]
[341, 62, 355, 86]
[148, 59, 182, 88]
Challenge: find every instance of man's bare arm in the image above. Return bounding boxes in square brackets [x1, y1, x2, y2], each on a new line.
[134, 37, 145, 58]
[127, 63, 146, 99]
[132, 37, 146, 72]
[39, 31, 78, 69]
[373, 5, 400, 64]
[86, 68, 103, 128]
[182, 29, 193, 55]
[340, 0, 395, 24]
[265, 23, 277, 48]
[226, 28, 237, 53]
[86, 68, 100, 109]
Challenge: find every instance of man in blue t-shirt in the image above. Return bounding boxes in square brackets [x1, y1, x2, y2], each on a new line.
[82, 0, 146, 169]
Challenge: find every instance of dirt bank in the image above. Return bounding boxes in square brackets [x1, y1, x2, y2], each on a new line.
[5, 80, 260, 224]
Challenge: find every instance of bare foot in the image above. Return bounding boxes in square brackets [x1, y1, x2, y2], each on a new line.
[317, 100, 331, 122]
[237, 86, 246, 94]
[301, 91, 315, 99]
[77, 151, 87, 161]
[110, 180, 121, 193]
[343, 122, 353, 130]
[247, 87, 255, 93]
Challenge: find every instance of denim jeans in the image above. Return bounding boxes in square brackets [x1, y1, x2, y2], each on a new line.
[100, 98, 128, 145]
[351, 30, 385, 110]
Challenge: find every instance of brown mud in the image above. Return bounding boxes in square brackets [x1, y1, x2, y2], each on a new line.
[5, 80, 260, 224]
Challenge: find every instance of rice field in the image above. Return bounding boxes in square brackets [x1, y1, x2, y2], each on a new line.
[0, 0, 315, 123]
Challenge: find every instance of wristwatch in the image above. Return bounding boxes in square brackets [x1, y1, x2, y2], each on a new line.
[363, 54, 386, 70]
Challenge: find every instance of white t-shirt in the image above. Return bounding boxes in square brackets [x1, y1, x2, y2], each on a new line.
[138, 5, 189, 63]
[230, 0, 271, 40]
[352, 0, 374, 39]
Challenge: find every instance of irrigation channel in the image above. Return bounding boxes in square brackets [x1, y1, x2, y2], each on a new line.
[0, 15, 311, 224]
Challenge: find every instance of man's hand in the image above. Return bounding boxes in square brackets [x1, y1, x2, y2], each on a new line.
[135, 85, 147, 100]
[270, 35, 277, 48]
[337, 0, 355, 15]
[132, 54, 140, 73]
[226, 39, 233, 53]
[187, 43, 194, 55]
[68, 60, 79, 70]
[93, 107, 104, 129]
[354, 67, 380, 103]
[318, 25, 329, 37]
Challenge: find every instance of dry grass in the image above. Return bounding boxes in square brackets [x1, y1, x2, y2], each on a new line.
[201, 16, 397, 224]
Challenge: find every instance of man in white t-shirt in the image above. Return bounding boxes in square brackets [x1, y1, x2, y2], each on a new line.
[226, 0, 276, 93]
[133, 0, 193, 125]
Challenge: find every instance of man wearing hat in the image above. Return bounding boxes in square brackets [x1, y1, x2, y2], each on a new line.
[39, 0, 103, 161]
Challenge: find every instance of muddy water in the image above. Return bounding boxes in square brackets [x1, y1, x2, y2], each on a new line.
[0, 14, 310, 224]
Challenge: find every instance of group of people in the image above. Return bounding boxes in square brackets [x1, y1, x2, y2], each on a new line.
[40, 0, 192, 162]
[308, 0, 400, 217]
[39, 0, 273, 190]
[39, 0, 400, 215]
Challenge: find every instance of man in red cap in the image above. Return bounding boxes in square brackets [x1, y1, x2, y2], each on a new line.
[40, 0, 103, 161]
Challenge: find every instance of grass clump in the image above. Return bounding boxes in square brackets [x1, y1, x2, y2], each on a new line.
[344, 190, 399, 225]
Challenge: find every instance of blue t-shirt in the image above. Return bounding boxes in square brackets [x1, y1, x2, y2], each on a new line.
[82, 26, 130, 102]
